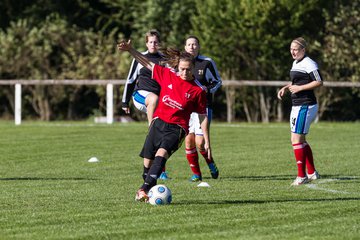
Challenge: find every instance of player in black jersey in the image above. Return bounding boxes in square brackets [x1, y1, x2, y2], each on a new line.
[183, 36, 222, 182]
[277, 37, 323, 186]
[122, 29, 164, 125]
[121, 30, 169, 180]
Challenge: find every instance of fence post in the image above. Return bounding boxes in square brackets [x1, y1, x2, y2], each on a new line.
[225, 86, 236, 123]
[15, 83, 22, 125]
[106, 83, 114, 124]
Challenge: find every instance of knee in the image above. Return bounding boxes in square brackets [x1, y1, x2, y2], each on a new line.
[146, 94, 158, 107]
[291, 133, 305, 144]
[195, 136, 205, 151]
[185, 134, 196, 149]
[156, 148, 169, 159]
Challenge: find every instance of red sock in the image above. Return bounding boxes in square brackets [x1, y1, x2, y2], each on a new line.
[292, 143, 306, 178]
[162, 166, 166, 173]
[200, 150, 213, 165]
[304, 142, 315, 174]
[186, 147, 201, 176]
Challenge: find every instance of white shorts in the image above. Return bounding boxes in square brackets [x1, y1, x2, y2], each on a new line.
[188, 109, 213, 135]
[132, 90, 152, 113]
[189, 112, 202, 135]
[290, 104, 318, 134]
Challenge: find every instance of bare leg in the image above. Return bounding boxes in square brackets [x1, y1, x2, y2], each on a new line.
[145, 93, 158, 125]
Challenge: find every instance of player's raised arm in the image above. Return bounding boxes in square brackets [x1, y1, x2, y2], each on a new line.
[117, 40, 154, 70]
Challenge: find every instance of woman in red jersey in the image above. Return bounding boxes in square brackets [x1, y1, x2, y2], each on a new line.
[117, 40, 211, 202]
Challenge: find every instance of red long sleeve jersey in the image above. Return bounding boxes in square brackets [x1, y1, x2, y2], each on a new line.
[152, 65, 207, 134]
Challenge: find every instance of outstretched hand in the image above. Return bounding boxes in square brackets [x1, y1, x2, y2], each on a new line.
[117, 39, 132, 51]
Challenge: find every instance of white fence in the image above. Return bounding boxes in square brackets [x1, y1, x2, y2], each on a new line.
[1, 79, 359, 125]
[0, 80, 126, 125]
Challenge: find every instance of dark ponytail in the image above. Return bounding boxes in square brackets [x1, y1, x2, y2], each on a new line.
[161, 47, 195, 70]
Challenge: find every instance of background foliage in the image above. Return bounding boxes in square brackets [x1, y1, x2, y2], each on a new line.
[0, 0, 359, 121]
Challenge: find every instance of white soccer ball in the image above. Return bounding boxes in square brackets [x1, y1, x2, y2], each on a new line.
[148, 184, 172, 205]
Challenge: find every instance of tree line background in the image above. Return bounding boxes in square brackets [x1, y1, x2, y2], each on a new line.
[0, 0, 359, 122]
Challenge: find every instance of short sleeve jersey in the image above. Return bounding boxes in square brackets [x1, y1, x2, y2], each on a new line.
[290, 56, 323, 106]
[152, 65, 207, 133]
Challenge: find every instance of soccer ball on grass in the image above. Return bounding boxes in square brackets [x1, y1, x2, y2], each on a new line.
[148, 184, 172, 205]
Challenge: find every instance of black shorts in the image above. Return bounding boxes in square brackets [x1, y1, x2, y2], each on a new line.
[140, 118, 186, 159]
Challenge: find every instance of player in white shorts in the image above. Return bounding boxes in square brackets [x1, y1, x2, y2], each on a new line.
[184, 36, 222, 182]
[122, 30, 164, 125]
[132, 90, 154, 113]
[277, 37, 323, 186]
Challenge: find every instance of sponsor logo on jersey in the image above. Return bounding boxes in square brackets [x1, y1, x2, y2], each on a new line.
[162, 95, 183, 110]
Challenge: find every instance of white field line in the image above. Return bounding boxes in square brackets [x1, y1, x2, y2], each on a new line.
[305, 178, 356, 194]
[19, 123, 118, 127]
[215, 123, 339, 130]
[215, 124, 288, 129]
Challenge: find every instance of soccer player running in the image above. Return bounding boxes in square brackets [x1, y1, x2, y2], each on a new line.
[183, 36, 221, 182]
[117, 40, 211, 202]
[277, 37, 323, 186]
[121, 30, 169, 180]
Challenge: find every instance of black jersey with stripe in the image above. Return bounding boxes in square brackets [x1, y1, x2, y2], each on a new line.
[192, 55, 222, 107]
[122, 52, 164, 107]
[290, 56, 323, 106]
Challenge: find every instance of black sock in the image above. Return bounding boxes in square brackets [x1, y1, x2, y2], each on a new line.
[142, 166, 150, 181]
[141, 156, 167, 192]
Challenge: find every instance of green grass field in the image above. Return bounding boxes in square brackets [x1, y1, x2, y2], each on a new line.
[0, 121, 359, 240]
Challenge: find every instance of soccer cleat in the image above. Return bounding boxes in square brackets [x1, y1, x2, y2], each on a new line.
[307, 171, 320, 181]
[208, 162, 219, 179]
[291, 176, 309, 186]
[135, 189, 149, 202]
[158, 171, 169, 180]
[190, 174, 202, 182]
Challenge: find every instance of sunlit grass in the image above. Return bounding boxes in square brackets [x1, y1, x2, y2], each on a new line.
[0, 121, 359, 239]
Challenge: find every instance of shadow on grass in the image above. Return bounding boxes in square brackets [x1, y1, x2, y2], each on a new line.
[176, 175, 360, 205]
[218, 174, 359, 181]
[174, 197, 360, 205]
[0, 177, 98, 181]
